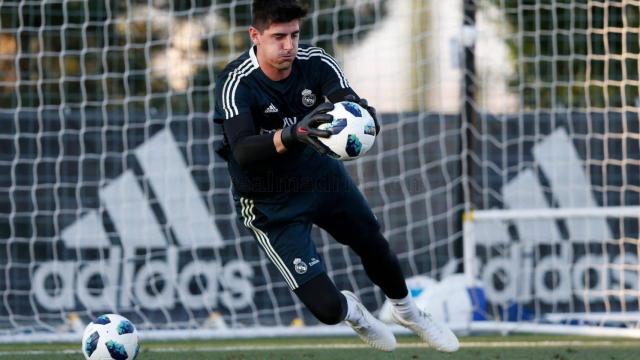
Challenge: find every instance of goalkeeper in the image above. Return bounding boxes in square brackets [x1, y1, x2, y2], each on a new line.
[213, 0, 458, 352]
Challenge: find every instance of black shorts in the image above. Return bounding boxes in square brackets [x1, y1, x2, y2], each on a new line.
[234, 163, 380, 290]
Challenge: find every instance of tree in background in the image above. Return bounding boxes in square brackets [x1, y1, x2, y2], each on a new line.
[488, 0, 639, 110]
[0, 0, 388, 113]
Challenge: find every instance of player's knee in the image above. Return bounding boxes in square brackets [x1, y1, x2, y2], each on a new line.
[310, 295, 345, 325]
[294, 274, 347, 325]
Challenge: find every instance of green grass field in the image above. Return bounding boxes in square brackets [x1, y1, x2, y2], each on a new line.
[1, 335, 638, 360]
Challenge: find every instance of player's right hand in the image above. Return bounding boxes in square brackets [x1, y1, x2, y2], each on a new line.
[280, 102, 334, 154]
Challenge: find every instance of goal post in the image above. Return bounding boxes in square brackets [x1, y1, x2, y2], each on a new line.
[464, 206, 640, 337]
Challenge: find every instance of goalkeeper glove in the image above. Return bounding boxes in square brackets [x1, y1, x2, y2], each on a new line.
[280, 101, 334, 154]
[344, 95, 380, 135]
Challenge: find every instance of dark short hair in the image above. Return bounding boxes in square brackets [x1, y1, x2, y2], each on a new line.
[252, 0, 308, 31]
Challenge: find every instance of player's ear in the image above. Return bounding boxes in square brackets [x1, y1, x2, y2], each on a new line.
[248, 26, 260, 45]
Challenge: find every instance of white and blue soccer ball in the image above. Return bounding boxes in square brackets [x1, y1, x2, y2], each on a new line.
[82, 314, 139, 360]
[317, 101, 376, 160]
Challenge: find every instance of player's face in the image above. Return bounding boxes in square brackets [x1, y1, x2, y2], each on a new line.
[250, 20, 300, 79]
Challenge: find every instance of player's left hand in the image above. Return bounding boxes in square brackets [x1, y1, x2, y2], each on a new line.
[280, 102, 334, 155]
[344, 95, 380, 135]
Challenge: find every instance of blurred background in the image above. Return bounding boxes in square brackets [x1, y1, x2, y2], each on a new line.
[2, 1, 638, 112]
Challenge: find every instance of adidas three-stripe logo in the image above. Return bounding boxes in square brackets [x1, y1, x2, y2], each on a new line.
[222, 58, 258, 119]
[478, 128, 611, 245]
[239, 197, 299, 290]
[296, 47, 349, 89]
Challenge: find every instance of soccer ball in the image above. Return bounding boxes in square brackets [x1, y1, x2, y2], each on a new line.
[317, 101, 376, 160]
[82, 314, 140, 360]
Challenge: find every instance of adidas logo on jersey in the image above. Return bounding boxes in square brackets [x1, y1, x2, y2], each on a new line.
[264, 103, 279, 113]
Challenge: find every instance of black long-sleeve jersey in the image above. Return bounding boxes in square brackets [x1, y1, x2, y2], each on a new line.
[213, 44, 357, 195]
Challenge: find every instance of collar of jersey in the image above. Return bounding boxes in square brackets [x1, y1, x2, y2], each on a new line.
[250, 45, 260, 68]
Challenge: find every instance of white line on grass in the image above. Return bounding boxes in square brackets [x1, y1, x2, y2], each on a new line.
[0, 340, 638, 356]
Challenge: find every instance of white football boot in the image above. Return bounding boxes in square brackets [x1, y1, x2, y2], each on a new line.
[391, 307, 459, 352]
[341, 291, 396, 352]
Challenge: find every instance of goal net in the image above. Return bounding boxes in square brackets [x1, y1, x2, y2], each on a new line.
[464, 0, 640, 336]
[0, 0, 463, 340]
[0, 0, 638, 341]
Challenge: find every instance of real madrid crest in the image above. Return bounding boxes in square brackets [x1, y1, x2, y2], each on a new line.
[301, 89, 316, 107]
[293, 258, 308, 274]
